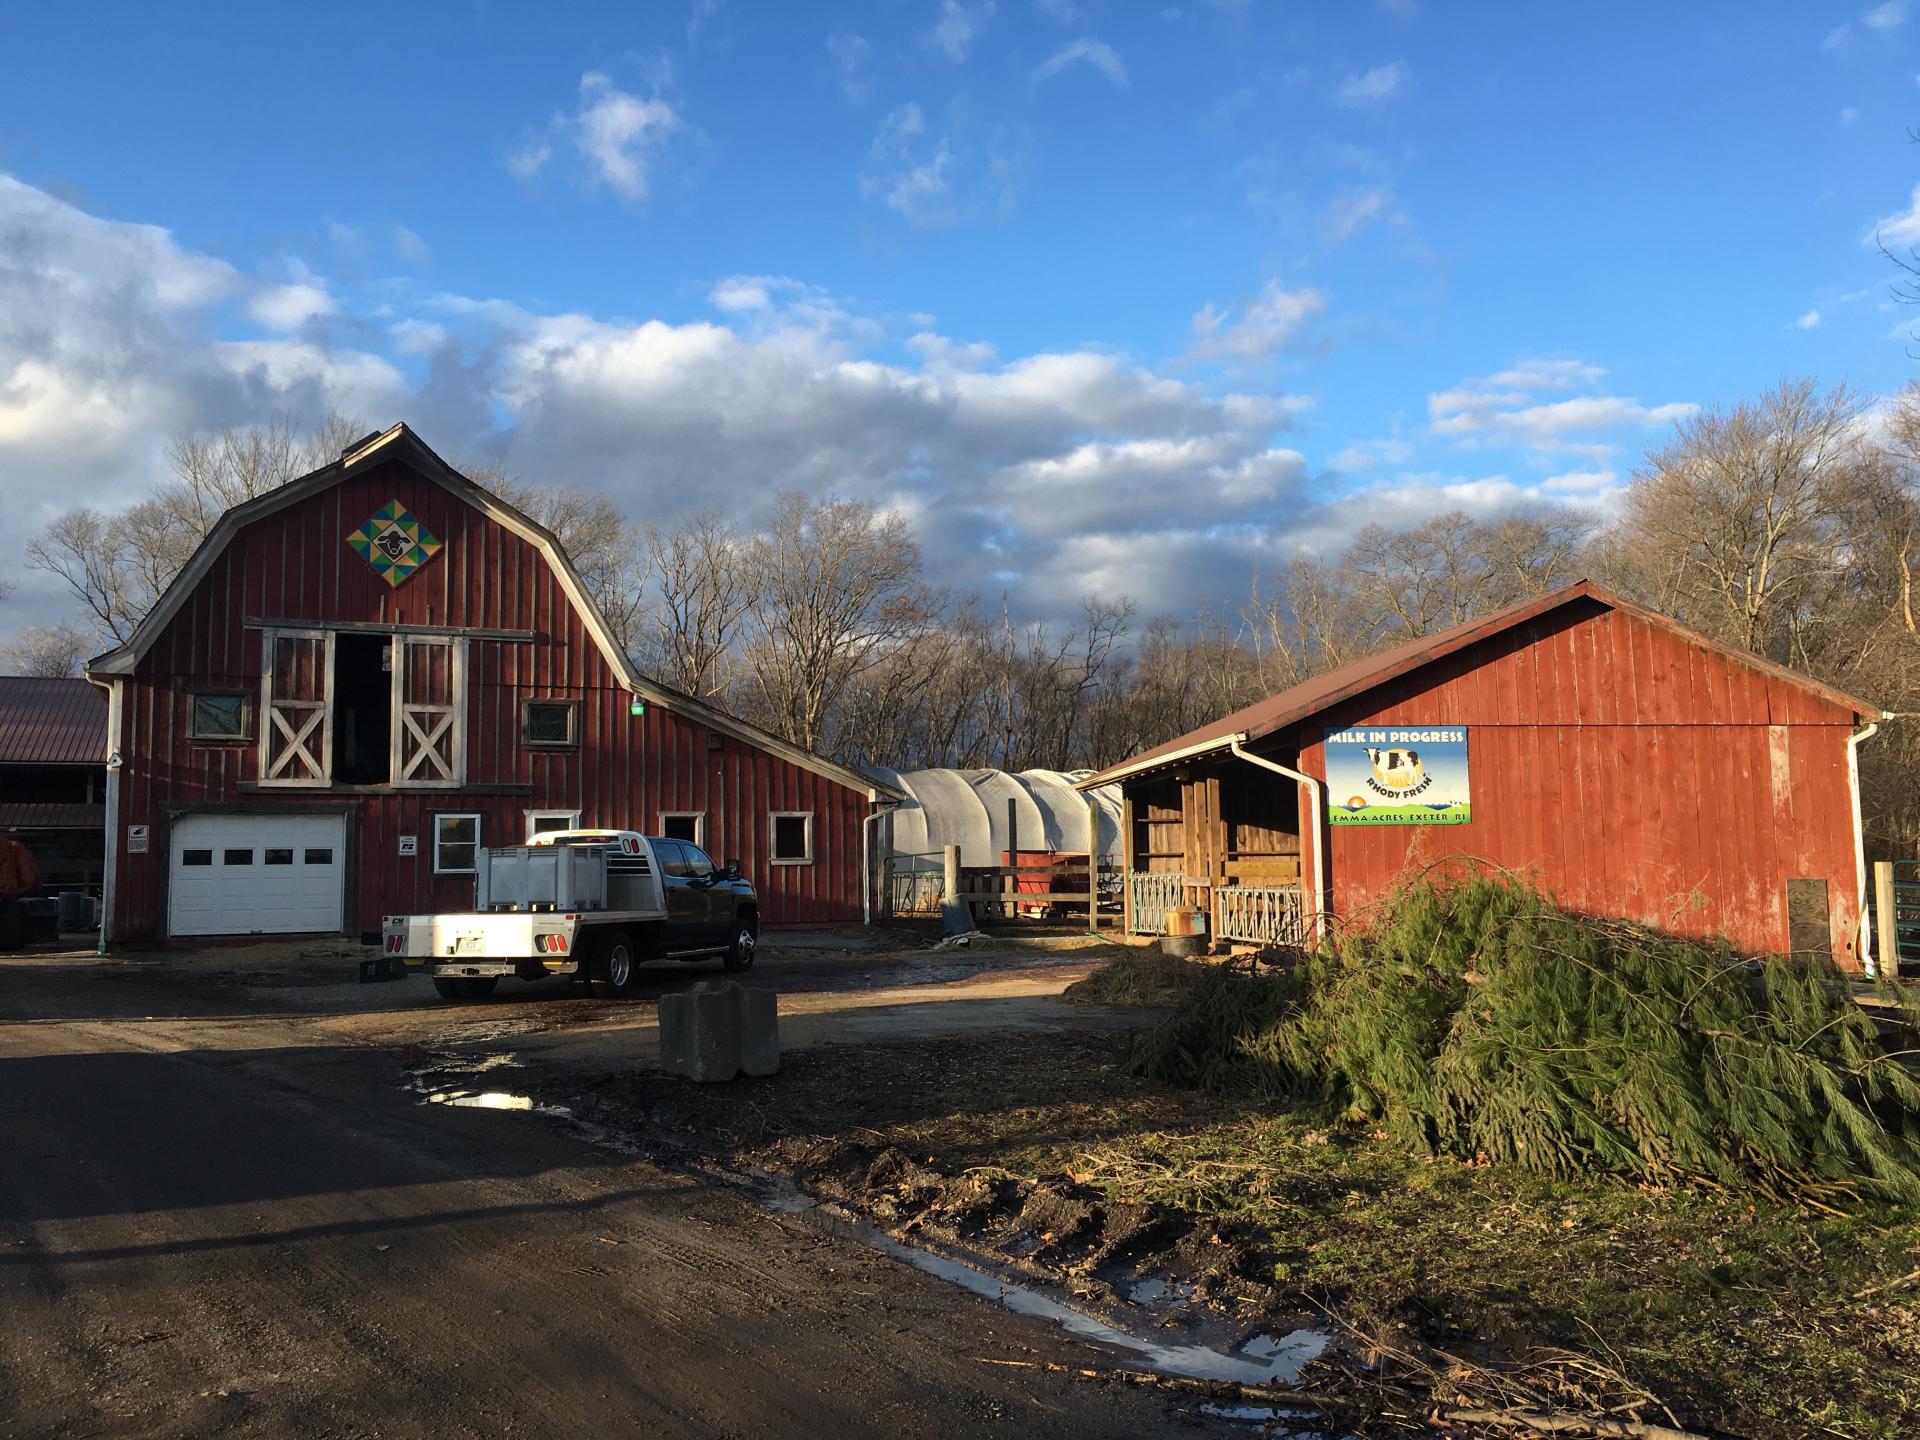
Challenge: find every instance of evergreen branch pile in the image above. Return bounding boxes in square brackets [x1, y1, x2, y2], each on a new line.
[1132, 874, 1920, 1200]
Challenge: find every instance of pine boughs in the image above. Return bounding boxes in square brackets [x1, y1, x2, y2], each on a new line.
[1133, 874, 1920, 1202]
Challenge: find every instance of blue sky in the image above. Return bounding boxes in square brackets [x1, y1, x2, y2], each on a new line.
[2, 0, 1917, 629]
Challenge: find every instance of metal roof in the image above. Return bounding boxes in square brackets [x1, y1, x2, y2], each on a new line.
[0, 677, 106, 766]
[0, 802, 106, 829]
[1079, 581, 1885, 788]
[864, 767, 1122, 867]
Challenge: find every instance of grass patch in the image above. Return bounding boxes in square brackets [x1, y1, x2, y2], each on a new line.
[574, 1028, 1920, 1439]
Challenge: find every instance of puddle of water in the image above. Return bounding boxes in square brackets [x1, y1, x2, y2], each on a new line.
[801, 1203, 1329, 1388]
[410, 1051, 522, 1078]
[419, 1087, 572, 1117]
[1127, 1275, 1196, 1307]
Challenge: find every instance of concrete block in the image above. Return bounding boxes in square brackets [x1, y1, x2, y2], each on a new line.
[659, 980, 780, 1083]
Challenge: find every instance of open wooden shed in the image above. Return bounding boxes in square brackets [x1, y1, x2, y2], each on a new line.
[1079, 582, 1887, 970]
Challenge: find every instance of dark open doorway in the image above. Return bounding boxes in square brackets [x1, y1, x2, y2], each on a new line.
[332, 633, 392, 784]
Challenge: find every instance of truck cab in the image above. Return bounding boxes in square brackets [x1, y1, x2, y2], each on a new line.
[384, 829, 760, 1001]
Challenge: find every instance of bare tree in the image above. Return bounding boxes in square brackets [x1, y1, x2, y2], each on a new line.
[0, 623, 92, 677]
[641, 513, 756, 699]
[741, 493, 935, 752]
[28, 415, 365, 646]
[1602, 379, 1863, 660]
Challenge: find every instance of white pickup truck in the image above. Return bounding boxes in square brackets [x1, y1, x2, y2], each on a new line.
[382, 829, 760, 1001]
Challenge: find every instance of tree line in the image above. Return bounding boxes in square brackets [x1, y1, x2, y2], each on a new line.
[7, 378, 1920, 857]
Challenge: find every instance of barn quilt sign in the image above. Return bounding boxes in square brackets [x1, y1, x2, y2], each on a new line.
[1325, 726, 1471, 825]
[347, 501, 443, 587]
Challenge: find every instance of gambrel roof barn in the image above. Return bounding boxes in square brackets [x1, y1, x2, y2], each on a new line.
[87, 423, 899, 943]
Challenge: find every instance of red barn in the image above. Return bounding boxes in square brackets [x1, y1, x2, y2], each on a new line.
[85, 424, 899, 943]
[1083, 583, 1887, 970]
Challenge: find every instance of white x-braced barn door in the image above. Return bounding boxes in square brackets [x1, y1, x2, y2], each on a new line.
[260, 630, 333, 787]
[392, 635, 465, 787]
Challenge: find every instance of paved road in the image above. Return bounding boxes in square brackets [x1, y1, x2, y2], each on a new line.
[0, 957, 1196, 1439]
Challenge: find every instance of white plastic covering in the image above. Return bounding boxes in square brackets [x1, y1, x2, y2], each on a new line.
[867, 767, 1123, 869]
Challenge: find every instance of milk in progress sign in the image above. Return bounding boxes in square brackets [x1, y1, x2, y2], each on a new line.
[1324, 726, 1470, 826]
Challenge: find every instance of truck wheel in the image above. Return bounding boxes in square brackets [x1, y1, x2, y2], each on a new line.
[590, 933, 639, 998]
[432, 978, 464, 1000]
[722, 915, 759, 973]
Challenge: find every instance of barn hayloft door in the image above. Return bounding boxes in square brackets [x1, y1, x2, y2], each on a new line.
[260, 630, 333, 786]
[392, 635, 464, 787]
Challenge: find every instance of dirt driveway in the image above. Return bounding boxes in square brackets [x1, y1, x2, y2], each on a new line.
[0, 928, 1211, 1439]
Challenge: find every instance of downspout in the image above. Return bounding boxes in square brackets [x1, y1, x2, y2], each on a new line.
[86, 674, 124, 956]
[1848, 717, 1884, 976]
[862, 799, 896, 926]
[1228, 735, 1327, 942]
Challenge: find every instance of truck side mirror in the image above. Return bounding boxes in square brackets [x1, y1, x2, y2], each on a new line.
[725, 859, 742, 880]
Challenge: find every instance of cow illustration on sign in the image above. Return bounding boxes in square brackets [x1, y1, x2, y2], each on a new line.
[1364, 747, 1425, 792]
[1325, 727, 1470, 825]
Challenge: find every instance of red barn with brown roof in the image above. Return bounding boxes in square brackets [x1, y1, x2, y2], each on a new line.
[1082, 584, 1887, 970]
[86, 424, 899, 943]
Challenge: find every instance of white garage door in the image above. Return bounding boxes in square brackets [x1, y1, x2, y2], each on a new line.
[170, 814, 348, 937]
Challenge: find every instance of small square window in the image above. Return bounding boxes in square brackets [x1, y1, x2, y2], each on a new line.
[660, 812, 703, 845]
[223, 849, 253, 865]
[526, 810, 581, 838]
[304, 848, 334, 865]
[189, 693, 248, 742]
[182, 849, 213, 867]
[521, 699, 578, 749]
[435, 814, 480, 874]
[264, 848, 293, 865]
[771, 812, 813, 866]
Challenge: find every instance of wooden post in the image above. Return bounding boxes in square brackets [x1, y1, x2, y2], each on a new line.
[1086, 792, 1100, 935]
[1006, 796, 1019, 921]
[1875, 860, 1899, 978]
[943, 842, 961, 915]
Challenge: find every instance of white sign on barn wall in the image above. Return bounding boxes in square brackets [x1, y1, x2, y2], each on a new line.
[398, 835, 418, 857]
[127, 825, 149, 854]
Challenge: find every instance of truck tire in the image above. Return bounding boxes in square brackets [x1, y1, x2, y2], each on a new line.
[590, 932, 640, 999]
[722, 913, 759, 973]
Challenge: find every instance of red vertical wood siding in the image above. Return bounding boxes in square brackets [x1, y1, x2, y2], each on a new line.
[1287, 602, 1864, 967]
[112, 456, 873, 940]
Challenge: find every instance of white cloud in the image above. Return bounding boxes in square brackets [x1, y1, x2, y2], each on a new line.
[1796, 307, 1823, 330]
[1841, 106, 1860, 124]
[1429, 359, 1696, 450]
[932, 0, 992, 61]
[1330, 437, 1415, 472]
[1334, 62, 1408, 107]
[827, 31, 873, 104]
[860, 104, 1021, 227]
[1031, 38, 1128, 87]
[573, 72, 681, 201]
[1826, 1, 1906, 51]
[1317, 187, 1392, 247]
[1868, 183, 1920, 249]
[392, 225, 429, 265]
[248, 275, 336, 332]
[1187, 280, 1328, 366]
[1541, 468, 1618, 494]
[507, 72, 682, 203]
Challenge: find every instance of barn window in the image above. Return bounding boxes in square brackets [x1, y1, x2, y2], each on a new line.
[770, 812, 813, 866]
[525, 809, 581, 838]
[659, 812, 704, 846]
[434, 814, 480, 874]
[521, 699, 579, 749]
[189, 692, 249, 742]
